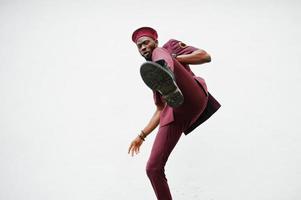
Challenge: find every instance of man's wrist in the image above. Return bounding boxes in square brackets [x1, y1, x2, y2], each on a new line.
[139, 130, 147, 141]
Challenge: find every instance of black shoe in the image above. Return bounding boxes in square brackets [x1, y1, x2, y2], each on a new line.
[140, 61, 184, 107]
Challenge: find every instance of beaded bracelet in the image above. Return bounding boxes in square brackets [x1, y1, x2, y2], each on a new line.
[139, 130, 147, 141]
[138, 134, 145, 141]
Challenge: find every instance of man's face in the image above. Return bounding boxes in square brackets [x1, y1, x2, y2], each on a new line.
[136, 36, 158, 60]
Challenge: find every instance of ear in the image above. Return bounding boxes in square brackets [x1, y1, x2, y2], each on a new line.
[155, 40, 159, 47]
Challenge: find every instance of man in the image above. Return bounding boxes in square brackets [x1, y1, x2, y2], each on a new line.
[128, 27, 220, 200]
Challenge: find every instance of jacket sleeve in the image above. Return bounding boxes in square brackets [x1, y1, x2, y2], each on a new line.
[153, 91, 165, 107]
[163, 39, 199, 56]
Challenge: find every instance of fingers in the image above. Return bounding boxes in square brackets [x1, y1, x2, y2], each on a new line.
[134, 146, 139, 155]
[128, 142, 136, 156]
[131, 145, 136, 157]
[128, 142, 136, 157]
[128, 141, 141, 157]
[128, 142, 133, 154]
[134, 144, 141, 156]
[133, 145, 139, 156]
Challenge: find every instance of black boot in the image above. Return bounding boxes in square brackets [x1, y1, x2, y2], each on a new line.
[140, 60, 184, 107]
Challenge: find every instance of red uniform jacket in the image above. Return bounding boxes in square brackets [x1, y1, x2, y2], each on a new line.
[152, 39, 221, 135]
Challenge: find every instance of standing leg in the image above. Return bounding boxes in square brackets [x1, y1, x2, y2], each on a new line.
[146, 123, 184, 200]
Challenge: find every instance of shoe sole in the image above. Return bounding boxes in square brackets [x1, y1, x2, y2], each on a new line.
[140, 61, 184, 107]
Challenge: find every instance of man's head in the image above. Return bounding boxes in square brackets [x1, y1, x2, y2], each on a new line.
[132, 27, 158, 60]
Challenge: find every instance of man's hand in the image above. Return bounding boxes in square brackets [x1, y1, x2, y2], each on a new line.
[128, 136, 144, 156]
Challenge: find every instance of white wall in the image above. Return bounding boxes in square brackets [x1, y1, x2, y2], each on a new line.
[1, 0, 300, 199]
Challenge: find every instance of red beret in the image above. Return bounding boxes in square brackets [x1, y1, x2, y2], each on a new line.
[132, 27, 158, 43]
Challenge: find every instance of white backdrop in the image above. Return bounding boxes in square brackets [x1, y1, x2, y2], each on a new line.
[1, 0, 301, 199]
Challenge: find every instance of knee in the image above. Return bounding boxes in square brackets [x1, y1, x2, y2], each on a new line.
[146, 166, 163, 178]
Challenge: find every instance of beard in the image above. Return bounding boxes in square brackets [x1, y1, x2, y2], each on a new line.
[142, 51, 152, 61]
[144, 55, 152, 61]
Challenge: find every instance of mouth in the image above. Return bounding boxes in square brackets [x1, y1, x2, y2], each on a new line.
[143, 52, 150, 57]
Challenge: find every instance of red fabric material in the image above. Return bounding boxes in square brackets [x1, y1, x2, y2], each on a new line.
[151, 47, 208, 128]
[163, 39, 208, 94]
[146, 123, 185, 200]
[132, 27, 158, 43]
[151, 39, 221, 133]
[145, 39, 220, 199]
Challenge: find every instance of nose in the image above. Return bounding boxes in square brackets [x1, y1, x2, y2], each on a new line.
[140, 44, 146, 52]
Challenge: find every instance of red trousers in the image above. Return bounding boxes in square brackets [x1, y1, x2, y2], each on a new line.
[146, 60, 208, 200]
[146, 123, 186, 200]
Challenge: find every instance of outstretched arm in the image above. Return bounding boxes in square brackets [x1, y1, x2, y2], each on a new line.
[176, 49, 211, 65]
[128, 104, 164, 156]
